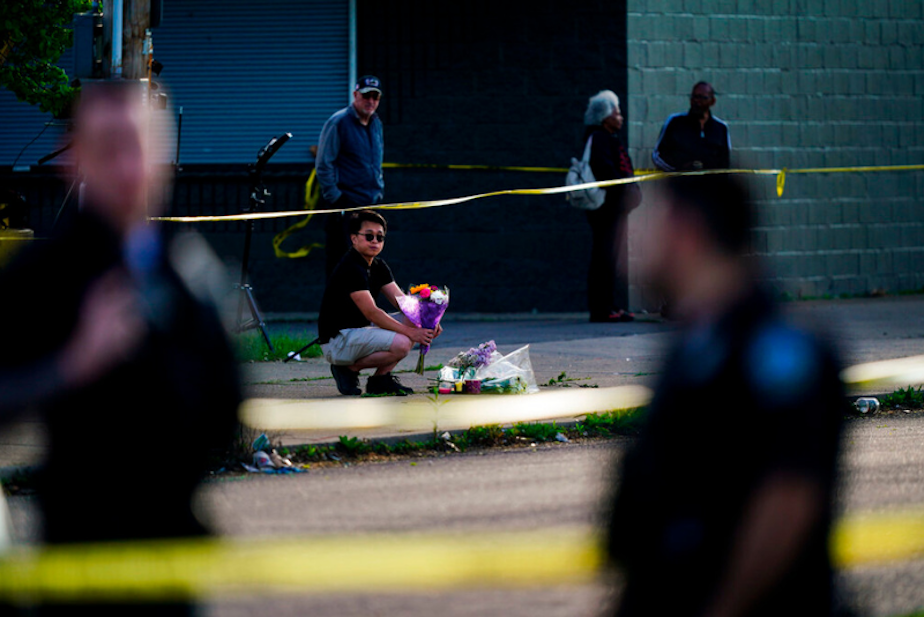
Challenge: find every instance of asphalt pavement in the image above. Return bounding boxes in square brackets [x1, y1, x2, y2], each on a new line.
[2, 296, 923, 616]
[2, 295, 924, 468]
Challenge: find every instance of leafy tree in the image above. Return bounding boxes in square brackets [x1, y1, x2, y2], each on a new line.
[0, 0, 93, 118]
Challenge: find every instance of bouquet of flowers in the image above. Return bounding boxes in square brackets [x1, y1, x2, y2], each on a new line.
[438, 343, 539, 395]
[397, 283, 449, 374]
[447, 340, 497, 379]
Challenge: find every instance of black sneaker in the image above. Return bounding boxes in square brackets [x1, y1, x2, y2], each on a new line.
[366, 373, 414, 396]
[331, 364, 361, 396]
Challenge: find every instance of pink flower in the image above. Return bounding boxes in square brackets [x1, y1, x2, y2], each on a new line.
[420, 288, 432, 299]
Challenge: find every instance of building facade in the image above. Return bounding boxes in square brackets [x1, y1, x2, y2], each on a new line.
[626, 0, 924, 306]
[1, 1, 921, 313]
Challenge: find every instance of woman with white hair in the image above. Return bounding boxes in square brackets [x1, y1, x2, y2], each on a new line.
[581, 90, 641, 322]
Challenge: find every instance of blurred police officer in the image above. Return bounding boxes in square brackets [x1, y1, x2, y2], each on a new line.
[606, 175, 846, 617]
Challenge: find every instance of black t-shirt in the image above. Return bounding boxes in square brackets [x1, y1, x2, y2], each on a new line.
[318, 248, 395, 343]
[607, 286, 845, 617]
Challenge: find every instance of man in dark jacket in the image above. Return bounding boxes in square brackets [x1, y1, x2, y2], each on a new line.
[316, 75, 385, 277]
[653, 81, 731, 172]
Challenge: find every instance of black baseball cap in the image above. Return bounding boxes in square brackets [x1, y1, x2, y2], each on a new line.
[355, 75, 382, 94]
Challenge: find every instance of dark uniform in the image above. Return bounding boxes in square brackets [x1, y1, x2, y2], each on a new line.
[0, 210, 242, 615]
[607, 286, 845, 617]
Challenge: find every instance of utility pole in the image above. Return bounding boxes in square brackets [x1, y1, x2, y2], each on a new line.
[100, 0, 150, 79]
[121, 0, 151, 79]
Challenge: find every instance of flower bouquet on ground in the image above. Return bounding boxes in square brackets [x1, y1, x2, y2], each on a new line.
[397, 284, 449, 374]
[438, 343, 540, 394]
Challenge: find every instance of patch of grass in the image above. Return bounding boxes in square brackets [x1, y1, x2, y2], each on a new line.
[543, 372, 597, 388]
[234, 332, 323, 363]
[575, 409, 647, 436]
[457, 424, 506, 449]
[215, 407, 650, 475]
[336, 435, 372, 456]
[509, 421, 562, 442]
[881, 385, 924, 410]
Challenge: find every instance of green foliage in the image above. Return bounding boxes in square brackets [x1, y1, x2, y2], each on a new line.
[509, 421, 561, 442]
[575, 409, 647, 436]
[388, 439, 430, 455]
[881, 385, 924, 410]
[336, 435, 371, 456]
[234, 332, 323, 362]
[0, 0, 92, 117]
[286, 444, 322, 459]
[457, 424, 505, 449]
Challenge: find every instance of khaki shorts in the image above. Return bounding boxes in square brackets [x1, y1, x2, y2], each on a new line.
[322, 327, 397, 366]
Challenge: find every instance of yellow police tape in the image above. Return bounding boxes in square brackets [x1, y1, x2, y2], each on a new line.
[840, 354, 924, 389]
[0, 529, 602, 602]
[271, 168, 324, 259]
[236, 349, 924, 434]
[0, 512, 921, 602]
[151, 163, 924, 224]
[831, 509, 924, 569]
[239, 385, 653, 432]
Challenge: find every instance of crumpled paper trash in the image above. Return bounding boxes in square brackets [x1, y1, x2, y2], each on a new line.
[243, 433, 308, 474]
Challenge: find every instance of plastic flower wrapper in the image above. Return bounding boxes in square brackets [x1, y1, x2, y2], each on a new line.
[476, 345, 540, 394]
[438, 343, 539, 394]
[398, 284, 450, 374]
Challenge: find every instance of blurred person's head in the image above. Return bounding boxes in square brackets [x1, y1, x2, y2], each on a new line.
[584, 90, 622, 131]
[639, 174, 754, 319]
[71, 80, 163, 233]
[689, 81, 716, 119]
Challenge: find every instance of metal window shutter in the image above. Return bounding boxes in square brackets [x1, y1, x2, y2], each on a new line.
[155, 0, 349, 164]
[0, 0, 349, 168]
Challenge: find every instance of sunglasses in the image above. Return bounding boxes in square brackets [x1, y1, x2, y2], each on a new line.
[361, 92, 381, 100]
[356, 232, 385, 243]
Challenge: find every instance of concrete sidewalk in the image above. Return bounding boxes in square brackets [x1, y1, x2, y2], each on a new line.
[2, 296, 923, 468]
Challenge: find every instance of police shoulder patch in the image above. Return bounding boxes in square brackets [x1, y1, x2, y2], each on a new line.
[745, 322, 820, 409]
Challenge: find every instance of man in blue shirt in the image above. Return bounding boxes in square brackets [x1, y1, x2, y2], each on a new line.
[652, 82, 731, 172]
[316, 75, 385, 277]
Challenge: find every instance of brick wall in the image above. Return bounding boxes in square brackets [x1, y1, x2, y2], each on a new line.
[626, 0, 924, 306]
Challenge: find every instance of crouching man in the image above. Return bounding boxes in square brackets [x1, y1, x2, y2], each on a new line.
[317, 209, 440, 396]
